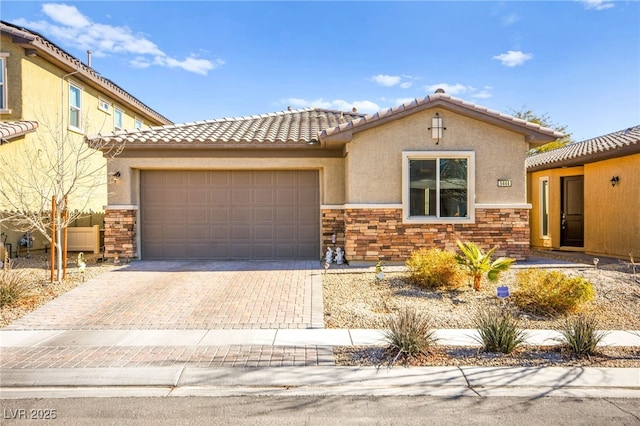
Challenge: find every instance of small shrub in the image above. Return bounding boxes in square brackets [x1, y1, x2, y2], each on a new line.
[405, 248, 465, 290]
[383, 307, 437, 362]
[455, 240, 515, 291]
[473, 307, 526, 354]
[557, 313, 607, 357]
[513, 269, 595, 316]
[0, 268, 29, 308]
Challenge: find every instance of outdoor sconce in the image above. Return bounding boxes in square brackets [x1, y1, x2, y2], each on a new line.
[110, 171, 121, 183]
[610, 176, 619, 187]
[428, 112, 446, 144]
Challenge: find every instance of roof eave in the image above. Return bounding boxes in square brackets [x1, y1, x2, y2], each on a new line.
[527, 143, 640, 172]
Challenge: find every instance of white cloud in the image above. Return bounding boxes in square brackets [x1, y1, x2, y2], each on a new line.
[424, 83, 469, 95]
[501, 13, 519, 25]
[370, 74, 402, 87]
[578, 0, 615, 10]
[282, 98, 381, 114]
[493, 50, 533, 67]
[15, 3, 221, 75]
[370, 74, 414, 89]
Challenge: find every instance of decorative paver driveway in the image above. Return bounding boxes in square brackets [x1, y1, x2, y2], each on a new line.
[5, 261, 325, 330]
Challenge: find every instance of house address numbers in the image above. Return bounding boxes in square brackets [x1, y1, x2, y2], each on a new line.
[497, 179, 512, 187]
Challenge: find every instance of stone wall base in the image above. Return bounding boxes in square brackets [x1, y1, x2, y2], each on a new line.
[104, 209, 137, 260]
[321, 208, 530, 262]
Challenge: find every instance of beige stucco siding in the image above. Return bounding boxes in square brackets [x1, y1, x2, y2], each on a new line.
[107, 155, 346, 207]
[345, 108, 529, 204]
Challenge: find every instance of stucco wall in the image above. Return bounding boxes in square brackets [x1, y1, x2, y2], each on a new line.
[584, 154, 640, 258]
[528, 154, 639, 259]
[345, 108, 529, 205]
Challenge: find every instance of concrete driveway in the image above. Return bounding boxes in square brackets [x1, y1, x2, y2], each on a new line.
[5, 260, 325, 331]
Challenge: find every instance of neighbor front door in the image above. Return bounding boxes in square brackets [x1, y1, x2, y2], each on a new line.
[560, 175, 584, 247]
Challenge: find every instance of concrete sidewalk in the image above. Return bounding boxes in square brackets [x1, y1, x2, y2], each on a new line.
[1, 328, 639, 399]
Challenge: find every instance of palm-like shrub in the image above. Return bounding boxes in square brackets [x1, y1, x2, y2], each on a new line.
[455, 240, 515, 291]
[405, 248, 465, 290]
[557, 313, 607, 357]
[383, 307, 437, 363]
[473, 307, 526, 354]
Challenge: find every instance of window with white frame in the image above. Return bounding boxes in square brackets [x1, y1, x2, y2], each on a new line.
[68, 83, 82, 130]
[540, 177, 550, 238]
[402, 151, 475, 223]
[0, 55, 7, 111]
[114, 107, 124, 131]
[134, 118, 143, 129]
[98, 97, 111, 113]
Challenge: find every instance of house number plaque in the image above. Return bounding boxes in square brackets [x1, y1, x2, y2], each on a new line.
[497, 179, 512, 187]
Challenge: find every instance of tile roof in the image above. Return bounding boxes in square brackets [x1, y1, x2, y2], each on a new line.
[0, 121, 38, 144]
[87, 108, 365, 147]
[526, 125, 640, 171]
[1, 21, 172, 126]
[319, 92, 565, 143]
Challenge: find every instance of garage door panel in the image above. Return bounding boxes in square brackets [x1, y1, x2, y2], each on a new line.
[141, 170, 319, 260]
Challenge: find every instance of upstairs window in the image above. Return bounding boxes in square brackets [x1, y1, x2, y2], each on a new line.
[98, 97, 111, 113]
[402, 151, 475, 223]
[69, 83, 82, 131]
[134, 118, 143, 129]
[114, 107, 124, 131]
[1, 55, 9, 111]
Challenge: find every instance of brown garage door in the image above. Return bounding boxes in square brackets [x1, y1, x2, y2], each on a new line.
[140, 170, 320, 260]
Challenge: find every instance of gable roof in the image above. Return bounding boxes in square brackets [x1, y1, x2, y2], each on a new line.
[526, 125, 640, 171]
[87, 108, 365, 148]
[319, 92, 564, 145]
[0, 121, 38, 144]
[0, 20, 172, 126]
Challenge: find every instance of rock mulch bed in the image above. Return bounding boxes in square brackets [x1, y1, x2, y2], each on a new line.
[323, 260, 640, 367]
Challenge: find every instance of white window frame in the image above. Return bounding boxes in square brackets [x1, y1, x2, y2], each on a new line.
[402, 151, 475, 224]
[68, 81, 83, 132]
[0, 54, 8, 113]
[114, 107, 124, 131]
[539, 177, 550, 238]
[98, 97, 111, 114]
[134, 117, 143, 129]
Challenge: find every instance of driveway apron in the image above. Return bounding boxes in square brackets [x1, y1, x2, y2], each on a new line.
[4, 260, 324, 330]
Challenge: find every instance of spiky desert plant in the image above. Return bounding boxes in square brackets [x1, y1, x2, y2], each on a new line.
[455, 240, 515, 291]
[473, 307, 526, 354]
[383, 307, 437, 363]
[557, 313, 607, 357]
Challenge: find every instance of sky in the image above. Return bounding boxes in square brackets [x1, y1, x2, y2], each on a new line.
[2, 0, 639, 141]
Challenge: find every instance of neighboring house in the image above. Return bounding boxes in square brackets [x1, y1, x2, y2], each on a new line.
[0, 21, 171, 251]
[88, 92, 561, 262]
[527, 125, 640, 259]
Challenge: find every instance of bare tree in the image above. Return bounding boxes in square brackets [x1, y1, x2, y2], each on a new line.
[0, 113, 122, 281]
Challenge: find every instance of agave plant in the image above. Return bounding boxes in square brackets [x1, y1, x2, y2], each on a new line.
[455, 240, 515, 291]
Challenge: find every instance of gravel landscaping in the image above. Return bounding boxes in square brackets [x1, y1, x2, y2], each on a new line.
[323, 252, 640, 367]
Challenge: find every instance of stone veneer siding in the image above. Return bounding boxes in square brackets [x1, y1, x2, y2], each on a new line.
[104, 209, 137, 260]
[322, 208, 530, 262]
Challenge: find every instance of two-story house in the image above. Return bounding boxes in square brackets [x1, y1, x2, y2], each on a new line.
[0, 20, 171, 254]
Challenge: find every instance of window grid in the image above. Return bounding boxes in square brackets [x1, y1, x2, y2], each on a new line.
[69, 83, 82, 130]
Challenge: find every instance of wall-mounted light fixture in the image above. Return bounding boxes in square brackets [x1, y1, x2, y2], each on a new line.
[110, 171, 121, 183]
[610, 176, 619, 187]
[428, 112, 446, 144]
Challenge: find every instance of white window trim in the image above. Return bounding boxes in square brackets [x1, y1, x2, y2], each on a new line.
[68, 81, 83, 132]
[0, 53, 10, 113]
[402, 151, 475, 224]
[539, 176, 550, 238]
[114, 106, 124, 131]
[98, 97, 112, 114]
[134, 117, 143, 129]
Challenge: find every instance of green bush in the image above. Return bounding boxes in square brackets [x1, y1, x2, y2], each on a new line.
[0, 269, 29, 308]
[405, 248, 465, 290]
[513, 269, 595, 316]
[383, 307, 437, 361]
[473, 307, 526, 354]
[557, 313, 607, 357]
